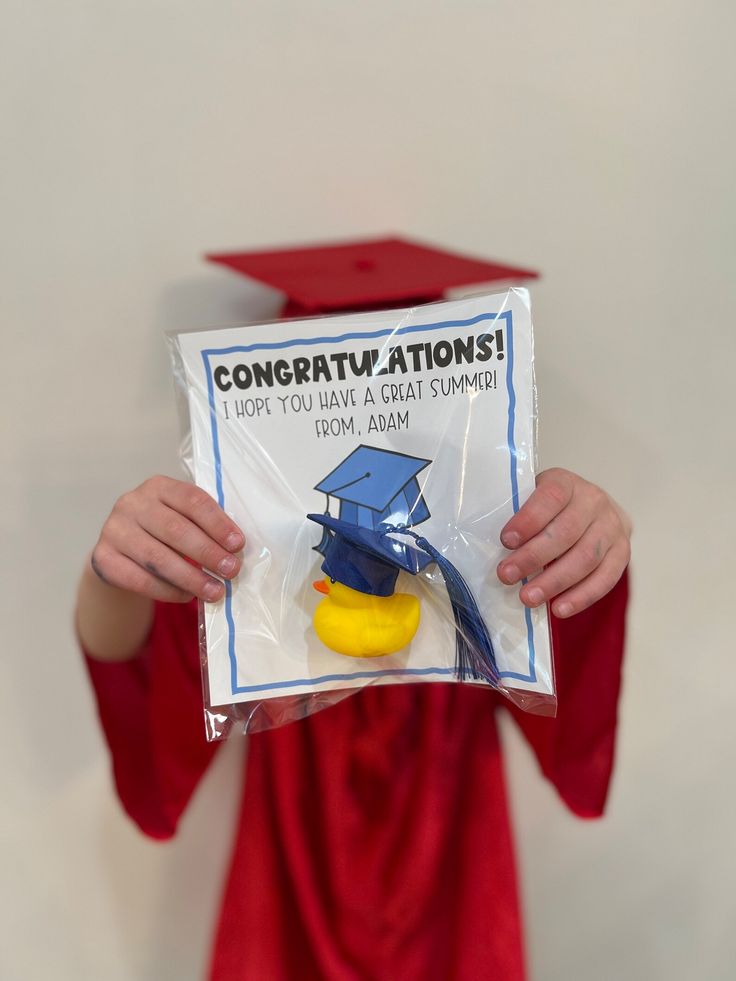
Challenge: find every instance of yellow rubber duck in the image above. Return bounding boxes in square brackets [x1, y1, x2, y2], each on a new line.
[312, 578, 420, 658]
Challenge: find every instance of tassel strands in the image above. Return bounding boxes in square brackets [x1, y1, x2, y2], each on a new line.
[399, 530, 500, 686]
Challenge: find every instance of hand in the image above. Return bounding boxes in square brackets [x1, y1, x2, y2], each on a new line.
[496, 468, 631, 618]
[90, 476, 245, 603]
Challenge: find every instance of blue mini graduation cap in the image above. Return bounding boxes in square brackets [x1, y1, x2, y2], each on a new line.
[315, 444, 432, 532]
[307, 445, 499, 685]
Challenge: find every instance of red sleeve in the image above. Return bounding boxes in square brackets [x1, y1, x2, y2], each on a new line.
[505, 569, 629, 818]
[82, 600, 219, 840]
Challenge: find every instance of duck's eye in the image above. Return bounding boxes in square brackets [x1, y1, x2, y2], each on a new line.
[330, 578, 336, 585]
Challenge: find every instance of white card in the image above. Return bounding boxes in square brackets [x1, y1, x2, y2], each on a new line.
[172, 289, 553, 707]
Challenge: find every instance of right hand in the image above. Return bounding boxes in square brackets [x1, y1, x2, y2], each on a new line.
[90, 476, 245, 603]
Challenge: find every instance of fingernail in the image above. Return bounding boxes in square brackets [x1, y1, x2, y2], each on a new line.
[226, 532, 243, 551]
[203, 580, 223, 601]
[525, 586, 544, 606]
[500, 563, 520, 584]
[502, 531, 520, 549]
[555, 602, 573, 618]
[218, 555, 237, 576]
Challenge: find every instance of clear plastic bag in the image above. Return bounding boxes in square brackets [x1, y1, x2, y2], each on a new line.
[168, 288, 555, 740]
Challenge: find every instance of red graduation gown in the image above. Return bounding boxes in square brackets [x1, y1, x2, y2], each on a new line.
[83, 570, 628, 980]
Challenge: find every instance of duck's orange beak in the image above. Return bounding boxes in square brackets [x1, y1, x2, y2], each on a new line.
[312, 579, 330, 595]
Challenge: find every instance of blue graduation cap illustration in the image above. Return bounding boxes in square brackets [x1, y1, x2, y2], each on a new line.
[307, 445, 499, 685]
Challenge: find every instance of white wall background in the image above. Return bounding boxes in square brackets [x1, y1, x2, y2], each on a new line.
[2, 1, 735, 978]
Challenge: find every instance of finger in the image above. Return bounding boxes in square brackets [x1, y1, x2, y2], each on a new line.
[111, 524, 226, 602]
[138, 503, 242, 579]
[517, 524, 613, 607]
[497, 505, 592, 584]
[549, 544, 630, 618]
[500, 469, 574, 549]
[92, 548, 194, 603]
[154, 477, 245, 551]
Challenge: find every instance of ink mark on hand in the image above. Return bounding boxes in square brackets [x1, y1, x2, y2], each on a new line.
[90, 552, 109, 585]
[145, 561, 178, 590]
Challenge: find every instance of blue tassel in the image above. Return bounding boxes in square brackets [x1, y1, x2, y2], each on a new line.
[410, 534, 500, 687]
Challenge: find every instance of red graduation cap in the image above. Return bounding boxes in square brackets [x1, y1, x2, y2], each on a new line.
[206, 235, 538, 317]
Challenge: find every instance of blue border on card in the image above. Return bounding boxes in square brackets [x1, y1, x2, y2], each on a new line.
[200, 309, 537, 694]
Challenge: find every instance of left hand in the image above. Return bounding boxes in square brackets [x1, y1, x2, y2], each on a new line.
[496, 468, 632, 618]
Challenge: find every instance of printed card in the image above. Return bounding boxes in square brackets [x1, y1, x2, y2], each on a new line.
[172, 290, 553, 707]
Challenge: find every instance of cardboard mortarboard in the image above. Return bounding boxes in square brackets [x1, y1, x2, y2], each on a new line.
[206, 235, 538, 316]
